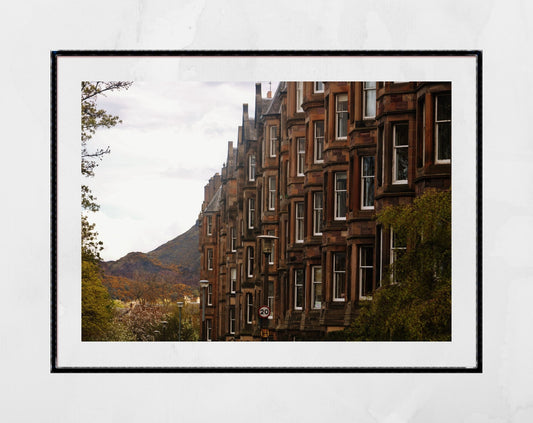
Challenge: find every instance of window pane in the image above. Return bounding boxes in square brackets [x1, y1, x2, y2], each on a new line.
[395, 148, 408, 181]
[362, 156, 375, 176]
[437, 94, 451, 121]
[365, 88, 376, 117]
[437, 122, 451, 160]
[395, 124, 408, 146]
[363, 177, 374, 207]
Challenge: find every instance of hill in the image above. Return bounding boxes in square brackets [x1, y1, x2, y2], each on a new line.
[100, 222, 200, 302]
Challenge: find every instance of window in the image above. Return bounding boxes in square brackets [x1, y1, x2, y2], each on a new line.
[248, 197, 255, 229]
[333, 252, 346, 301]
[230, 226, 236, 252]
[267, 230, 275, 265]
[267, 281, 274, 319]
[379, 127, 385, 186]
[376, 225, 383, 289]
[311, 266, 323, 309]
[361, 156, 375, 210]
[335, 94, 348, 139]
[207, 283, 212, 306]
[206, 319, 212, 341]
[230, 267, 236, 294]
[295, 202, 304, 243]
[247, 247, 254, 278]
[294, 269, 304, 310]
[392, 123, 409, 184]
[313, 191, 323, 235]
[297, 137, 305, 176]
[268, 176, 276, 211]
[229, 308, 235, 334]
[248, 155, 256, 181]
[435, 93, 451, 163]
[207, 216, 212, 235]
[390, 229, 406, 284]
[314, 121, 324, 163]
[334, 171, 347, 220]
[363, 82, 376, 119]
[296, 82, 303, 112]
[207, 248, 213, 270]
[269, 126, 277, 157]
[246, 293, 253, 324]
[359, 246, 374, 300]
[314, 81, 324, 93]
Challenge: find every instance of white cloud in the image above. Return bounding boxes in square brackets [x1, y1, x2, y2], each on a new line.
[86, 81, 275, 261]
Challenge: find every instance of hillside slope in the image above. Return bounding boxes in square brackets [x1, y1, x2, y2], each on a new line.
[100, 222, 200, 300]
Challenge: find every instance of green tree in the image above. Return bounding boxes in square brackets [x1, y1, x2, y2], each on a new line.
[81, 81, 132, 340]
[81, 260, 114, 340]
[346, 189, 452, 341]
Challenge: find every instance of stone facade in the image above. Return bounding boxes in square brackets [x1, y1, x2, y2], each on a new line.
[198, 81, 451, 341]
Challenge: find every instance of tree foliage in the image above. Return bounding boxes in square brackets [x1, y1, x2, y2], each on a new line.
[346, 189, 452, 341]
[81, 81, 132, 340]
[81, 260, 114, 341]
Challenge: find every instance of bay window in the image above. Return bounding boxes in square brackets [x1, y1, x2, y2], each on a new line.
[311, 266, 323, 309]
[314, 121, 324, 163]
[334, 171, 347, 220]
[295, 202, 304, 243]
[335, 94, 348, 139]
[313, 191, 323, 235]
[359, 246, 374, 300]
[361, 156, 375, 210]
[294, 269, 304, 310]
[333, 252, 346, 301]
[392, 123, 409, 184]
[363, 82, 376, 119]
[435, 93, 451, 163]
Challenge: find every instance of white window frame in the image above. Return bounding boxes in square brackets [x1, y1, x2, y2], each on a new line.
[206, 319, 212, 341]
[335, 93, 348, 140]
[362, 81, 376, 119]
[314, 81, 324, 93]
[267, 230, 275, 265]
[267, 280, 274, 319]
[246, 293, 253, 324]
[248, 155, 256, 182]
[295, 202, 304, 243]
[435, 93, 451, 164]
[297, 137, 305, 176]
[296, 82, 304, 112]
[230, 267, 236, 294]
[392, 123, 409, 184]
[334, 171, 347, 221]
[268, 176, 276, 211]
[248, 197, 255, 229]
[247, 246, 254, 278]
[361, 156, 375, 210]
[269, 126, 277, 157]
[311, 266, 322, 309]
[313, 191, 323, 236]
[229, 308, 235, 334]
[314, 120, 324, 163]
[207, 215, 212, 236]
[390, 229, 406, 284]
[207, 248, 213, 270]
[230, 226, 236, 252]
[333, 252, 346, 302]
[359, 246, 374, 300]
[294, 269, 304, 310]
[207, 283, 213, 306]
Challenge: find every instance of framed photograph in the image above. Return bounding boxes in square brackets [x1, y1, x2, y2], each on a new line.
[51, 51, 481, 372]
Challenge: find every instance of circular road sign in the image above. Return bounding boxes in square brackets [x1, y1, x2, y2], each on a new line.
[258, 306, 271, 319]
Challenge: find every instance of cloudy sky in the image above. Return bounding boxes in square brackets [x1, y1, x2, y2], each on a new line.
[87, 81, 277, 261]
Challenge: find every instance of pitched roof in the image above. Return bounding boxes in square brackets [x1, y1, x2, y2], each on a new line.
[263, 82, 285, 116]
[204, 185, 222, 213]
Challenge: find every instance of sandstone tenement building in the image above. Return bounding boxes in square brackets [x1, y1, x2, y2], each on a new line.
[198, 81, 451, 341]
